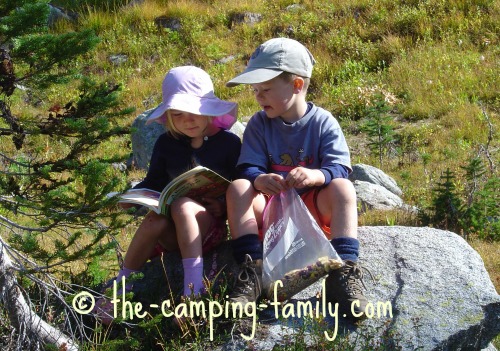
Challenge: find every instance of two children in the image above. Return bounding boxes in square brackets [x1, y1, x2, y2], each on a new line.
[225, 38, 369, 321]
[99, 38, 369, 324]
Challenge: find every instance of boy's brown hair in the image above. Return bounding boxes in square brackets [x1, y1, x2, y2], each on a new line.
[278, 72, 310, 92]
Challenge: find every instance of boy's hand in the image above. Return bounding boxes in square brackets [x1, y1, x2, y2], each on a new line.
[286, 167, 325, 189]
[255, 173, 287, 195]
[202, 197, 226, 218]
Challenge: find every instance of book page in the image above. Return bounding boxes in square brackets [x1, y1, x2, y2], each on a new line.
[158, 167, 230, 215]
[119, 188, 161, 212]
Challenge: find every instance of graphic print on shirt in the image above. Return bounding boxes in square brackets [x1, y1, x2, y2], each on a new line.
[269, 148, 314, 173]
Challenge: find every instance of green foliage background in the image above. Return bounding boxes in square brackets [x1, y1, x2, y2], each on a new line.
[51, 0, 499, 239]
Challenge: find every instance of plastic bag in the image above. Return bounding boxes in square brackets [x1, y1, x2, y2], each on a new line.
[262, 188, 343, 301]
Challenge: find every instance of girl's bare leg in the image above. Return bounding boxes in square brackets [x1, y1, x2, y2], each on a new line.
[169, 197, 215, 295]
[123, 211, 173, 270]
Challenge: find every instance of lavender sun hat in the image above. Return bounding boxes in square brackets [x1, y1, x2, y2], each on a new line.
[146, 66, 237, 129]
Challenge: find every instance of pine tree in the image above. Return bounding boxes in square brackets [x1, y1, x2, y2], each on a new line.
[0, 1, 132, 348]
[429, 169, 462, 233]
[460, 157, 499, 240]
[361, 93, 396, 168]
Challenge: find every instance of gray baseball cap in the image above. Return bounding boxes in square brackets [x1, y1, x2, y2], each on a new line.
[226, 37, 316, 87]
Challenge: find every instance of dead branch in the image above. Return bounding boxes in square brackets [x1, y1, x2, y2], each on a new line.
[0, 238, 79, 351]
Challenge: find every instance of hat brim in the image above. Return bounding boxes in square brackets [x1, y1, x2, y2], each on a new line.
[145, 94, 237, 130]
[226, 68, 283, 87]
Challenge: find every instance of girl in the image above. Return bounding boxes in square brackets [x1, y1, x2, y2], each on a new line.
[95, 66, 241, 323]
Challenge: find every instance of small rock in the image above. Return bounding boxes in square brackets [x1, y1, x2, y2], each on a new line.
[109, 54, 128, 66]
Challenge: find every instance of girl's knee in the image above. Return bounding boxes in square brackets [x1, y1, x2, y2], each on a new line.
[139, 211, 169, 236]
[170, 197, 198, 218]
[144, 211, 168, 223]
[226, 179, 254, 199]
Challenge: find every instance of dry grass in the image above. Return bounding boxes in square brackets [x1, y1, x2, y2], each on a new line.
[469, 238, 500, 294]
[471, 238, 500, 348]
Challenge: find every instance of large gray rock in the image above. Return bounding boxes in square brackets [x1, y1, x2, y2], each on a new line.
[133, 227, 500, 350]
[349, 163, 403, 197]
[130, 109, 164, 170]
[351, 227, 500, 350]
[48, 4, 78, 28]
[353, 180, 404, 211]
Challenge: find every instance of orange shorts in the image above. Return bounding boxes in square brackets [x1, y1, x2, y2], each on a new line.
[259, 188, 331, 241]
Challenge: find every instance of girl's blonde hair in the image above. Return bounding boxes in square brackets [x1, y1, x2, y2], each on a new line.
[164, 110, 214, 139]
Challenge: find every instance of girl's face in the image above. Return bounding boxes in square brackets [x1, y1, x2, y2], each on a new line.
[170, 110, 209, 139]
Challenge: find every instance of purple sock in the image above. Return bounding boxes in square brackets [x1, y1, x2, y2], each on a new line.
[182, 258, 204, 296]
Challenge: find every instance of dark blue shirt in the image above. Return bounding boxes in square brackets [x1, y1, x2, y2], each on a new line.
[135, 129, 242, 192]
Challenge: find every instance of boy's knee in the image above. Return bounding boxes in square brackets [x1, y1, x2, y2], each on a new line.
[328, 178, 356, 202]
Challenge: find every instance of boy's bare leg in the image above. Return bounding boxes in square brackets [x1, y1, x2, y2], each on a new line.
[226, 179, 267, 305]
[315, 178, 358, 239]
[226, 179, 266, 239]
[316, 178, 369, 321]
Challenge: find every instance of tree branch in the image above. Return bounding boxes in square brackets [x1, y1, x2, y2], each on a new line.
[0, 215, 54, 232]
[0, 239, 79, 350]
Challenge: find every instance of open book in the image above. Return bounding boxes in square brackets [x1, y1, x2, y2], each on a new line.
[118, 166, 230, 217]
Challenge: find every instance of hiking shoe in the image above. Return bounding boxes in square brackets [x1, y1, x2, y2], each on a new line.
[325, 260, 370, 322]
[229, 254, 263, 306]
[92, 278, 133, 325]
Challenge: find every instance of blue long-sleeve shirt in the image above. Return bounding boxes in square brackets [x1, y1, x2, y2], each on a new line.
[236, 103, 352, 192]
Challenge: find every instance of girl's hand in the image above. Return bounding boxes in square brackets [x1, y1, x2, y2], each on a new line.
[254, 173, 287, 195]
[285, 167, 325, 189]
[202, 197, 226, 218]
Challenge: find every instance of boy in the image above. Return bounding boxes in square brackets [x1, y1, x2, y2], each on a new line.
[225, 38, 369, 321]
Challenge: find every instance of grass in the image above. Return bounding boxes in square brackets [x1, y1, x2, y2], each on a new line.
[470, 239, 500, 294]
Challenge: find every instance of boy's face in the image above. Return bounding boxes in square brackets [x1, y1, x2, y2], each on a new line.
[251, 75, 304, 123]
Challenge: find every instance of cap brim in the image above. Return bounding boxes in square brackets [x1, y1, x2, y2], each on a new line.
[226, 68, 283, 87]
